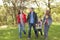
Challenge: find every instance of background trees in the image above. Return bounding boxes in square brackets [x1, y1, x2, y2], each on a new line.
[0, 0, 60, 26]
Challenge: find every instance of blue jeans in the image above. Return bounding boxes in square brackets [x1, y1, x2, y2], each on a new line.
[18, 23, 26, 38]
[28, 23, 38, 38]
[44, 24, 50, 39]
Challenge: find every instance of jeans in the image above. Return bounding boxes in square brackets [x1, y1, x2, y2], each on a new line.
[44, 24, 50, 39]
[18, 23, 26, 38]
[28, 23, 38, 38]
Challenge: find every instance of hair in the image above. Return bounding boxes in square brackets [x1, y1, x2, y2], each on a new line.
[46, 10, 50, 16]
[18, 9, 21, 15]
[31, 7, 34, 10]
[18, 9, 24, 15]
[41, 19, 42, 21]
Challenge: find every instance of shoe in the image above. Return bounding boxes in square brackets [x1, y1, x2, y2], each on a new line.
[24, 31, 26, 35]
[27, 37, 30, 40]
[19, 36, 22, 38]
[20, 36, 22, 38]
[35, 36, 38, 39]
[45, 38, 48, 40]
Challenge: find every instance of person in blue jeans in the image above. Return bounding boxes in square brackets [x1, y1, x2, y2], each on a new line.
[16, 9, 27, 38]
[43, 10, 52, 40]
[27, 8, 38, 39]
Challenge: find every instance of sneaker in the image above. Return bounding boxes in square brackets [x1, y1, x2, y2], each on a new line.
[45, 38, 48, 40]
[27, 37, 30, 40]
[20, 36, 22, 38]
[19, 36, 22, 38]
[35, 36, 38, 39]
[24, 31, 26, 35]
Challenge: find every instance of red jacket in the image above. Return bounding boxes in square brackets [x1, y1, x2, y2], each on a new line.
[16, 13, 27, 24]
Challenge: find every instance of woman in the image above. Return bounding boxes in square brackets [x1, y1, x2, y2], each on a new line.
[43, 10, 52, 40]
[16, 9, 27, 38]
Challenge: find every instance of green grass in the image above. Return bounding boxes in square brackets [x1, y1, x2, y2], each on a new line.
[0, 24, 60, 40]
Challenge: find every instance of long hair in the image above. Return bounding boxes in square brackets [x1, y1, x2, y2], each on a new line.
[46, 10, 50, 16]
[18, 9, 24, 15]
[18, 10, 21, 15]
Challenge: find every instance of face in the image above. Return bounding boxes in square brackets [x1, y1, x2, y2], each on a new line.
[46, 10, 50, 14]
[30, 8, 33, 12]
[20, 9, 23, 14]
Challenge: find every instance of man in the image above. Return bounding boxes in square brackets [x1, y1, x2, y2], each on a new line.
[27, 8, 38, 39]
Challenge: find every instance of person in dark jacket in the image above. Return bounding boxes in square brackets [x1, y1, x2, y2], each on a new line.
[27, 8, 38, 39]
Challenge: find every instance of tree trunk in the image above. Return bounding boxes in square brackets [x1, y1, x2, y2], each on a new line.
[12, 0, 17, 25]
[48, 0, 51, 13]
[13, 5, 17, 25]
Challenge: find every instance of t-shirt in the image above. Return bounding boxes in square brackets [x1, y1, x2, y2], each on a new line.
[30, 12, 34, 24]
[20, 14, 24, 24]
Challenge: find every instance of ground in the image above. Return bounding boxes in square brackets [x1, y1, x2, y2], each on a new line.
[0, 23, 60, 40]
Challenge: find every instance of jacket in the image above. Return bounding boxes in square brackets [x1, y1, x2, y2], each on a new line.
[43, 15, 52, 25]
[16, 13, 27, 24]
[27, 12, 38, 24]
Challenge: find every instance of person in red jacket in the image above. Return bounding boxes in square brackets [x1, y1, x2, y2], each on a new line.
[16, 9, 27, 38]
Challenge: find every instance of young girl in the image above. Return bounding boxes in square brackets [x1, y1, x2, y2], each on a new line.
[16, 9, 27, 38]
[36, 18, 43, 36]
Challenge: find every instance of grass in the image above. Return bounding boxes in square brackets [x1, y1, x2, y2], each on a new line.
[0, 24, 60, 40]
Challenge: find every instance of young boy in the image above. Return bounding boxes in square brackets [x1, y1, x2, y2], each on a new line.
[36, 18, 43, 36]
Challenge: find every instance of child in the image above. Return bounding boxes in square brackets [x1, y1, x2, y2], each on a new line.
[36, 18, 43, 36]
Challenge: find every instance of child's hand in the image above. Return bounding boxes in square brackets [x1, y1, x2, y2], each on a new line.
[36, 24, 37, 26]
[35, 24, 38, 27]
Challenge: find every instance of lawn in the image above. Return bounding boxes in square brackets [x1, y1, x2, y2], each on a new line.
[0, 24, 60, 40]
